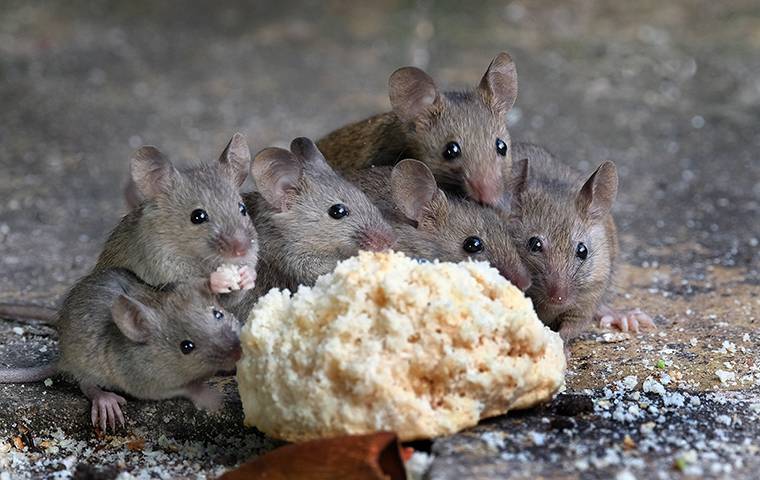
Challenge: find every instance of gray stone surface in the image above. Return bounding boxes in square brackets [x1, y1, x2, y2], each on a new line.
[0, 1, 758, 478]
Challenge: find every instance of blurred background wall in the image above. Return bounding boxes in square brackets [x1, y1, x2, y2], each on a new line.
[0, 1, 758, 299]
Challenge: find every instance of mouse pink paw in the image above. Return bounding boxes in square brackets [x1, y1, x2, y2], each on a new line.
[186, 384, 224, 413]
[90, 391, 126, 433]
[596, 305, 656, 333]
[209, 270, 237, 294]
[237, 265, 256, 291]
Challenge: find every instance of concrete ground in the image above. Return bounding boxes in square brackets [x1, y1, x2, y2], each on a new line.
[0, 1, 758, 478]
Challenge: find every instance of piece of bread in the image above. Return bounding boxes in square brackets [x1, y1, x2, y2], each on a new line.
[237, 251, 565, 441]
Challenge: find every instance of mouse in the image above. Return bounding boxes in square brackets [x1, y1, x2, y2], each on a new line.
[506, 143, 655, 343]
[316, 52, 518, 206]
[347, 159, 532, 291]
[96, 133, 259, 309]
[232, 137, 396, 320]
[0, 267, 242, 432]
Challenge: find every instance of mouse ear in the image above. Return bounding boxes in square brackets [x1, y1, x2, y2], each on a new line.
[130, 146, 177, 200]
[218, 132, 251, 188]
[111, 295, 157, 343]
[477, 52, 518, 113]
[289, 137, 332, 172]
[123, 177, 143, 210]
[391, 159, 448, 230]
[251, 147, 304, 212]
[508, 158, 530, 216]
[389, 67, 441, 123]
[576, 161, 618, 219]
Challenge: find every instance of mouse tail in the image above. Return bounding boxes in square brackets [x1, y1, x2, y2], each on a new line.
[0, 364, 57, 383]
[0, 303, 58, 325]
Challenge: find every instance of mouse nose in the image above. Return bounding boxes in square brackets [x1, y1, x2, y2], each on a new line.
[220, 232, 251, 258]
[547, 283, 569, 305]
[358, 225, 397, 252]
[229, 343, 242, 362]
[465, 176, 504, 206]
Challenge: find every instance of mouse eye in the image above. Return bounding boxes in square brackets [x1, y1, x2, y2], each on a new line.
[528, 236, 543, 253]
[212, 309, 224, 320]
[496, 138, 508, 156]
[576, 242, 588, 260]
[442, 141, 461, 161]
[191, 209, 209, 225]
[239, 202, 247, 216]
[462, 236, 484, 254]
[328, 204, 349, 219]
[180, 340, 195, 354]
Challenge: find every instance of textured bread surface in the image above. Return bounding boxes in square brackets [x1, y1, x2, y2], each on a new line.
[237, 251, 565, 441]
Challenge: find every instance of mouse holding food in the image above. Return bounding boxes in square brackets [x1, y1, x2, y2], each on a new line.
[506, 143, 655, 343]
[0, 268, 242, 432]
[317, 52, 519, 206]
[347, 159, 531, 291]
[232, 137, 396, 319]
[98, 133, 259, 309]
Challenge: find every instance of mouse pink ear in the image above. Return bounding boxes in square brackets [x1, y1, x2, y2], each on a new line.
[508, 158, 530, 216]
[289, 137, 332, 173]
[389, 66, 441, 123]
[218, 132, 251, 188]
[130, 146, 177, 201]
[251, 147, 304, 212]
[111, 295, 157, 343]
[391, 159, 448, 230]
[576, 161, 618, 219]
[478, 52, 518, 113]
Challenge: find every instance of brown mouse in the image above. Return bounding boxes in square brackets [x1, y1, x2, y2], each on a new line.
[0, 268, 242, 432]
[317, 52, 518, 206]
[506, 143, 655, 343]
[96, 133, 259, 308]
[232, 137, 396, 319]
[348, 160, 531, 291]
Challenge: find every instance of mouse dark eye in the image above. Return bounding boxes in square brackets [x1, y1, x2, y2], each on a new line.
[328, 204, 349, 219]
[212, 309, 224, 320]
[191, 209, 208, 224]
[180, 340, 195, 355]
[528, 236, 543, 253]
[442, 141, 461, 161]
[238, 202, 247, 216]
[576, 242, 588, 260]
[462, 236, 484, 254]
[496, 138, 508, 156]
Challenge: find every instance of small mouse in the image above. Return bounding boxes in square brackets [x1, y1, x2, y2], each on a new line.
[348, 159, 531, 291]
[506, 143, 655, 343]
[0, 268, 242, 432]
[233, 137, 396, 319]
[317, 52, 518, 206]
[98, 133, 259, 308]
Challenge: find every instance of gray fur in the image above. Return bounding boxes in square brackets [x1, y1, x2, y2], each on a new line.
[100, 134, 259, 309]
[233, 138, 396, 319]
[0, 268, 241, 402]
[317, 52, 518, 206]
[507, 143, 619, 342]
[348, 160, 532, 291]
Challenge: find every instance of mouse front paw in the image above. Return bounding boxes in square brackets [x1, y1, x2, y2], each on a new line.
[596, 305, 656, 333]
[186, 384, 224, 413]
[90, 390, 127, 433]
[237, 265, 256, 291]
[209, 269, 238, 294]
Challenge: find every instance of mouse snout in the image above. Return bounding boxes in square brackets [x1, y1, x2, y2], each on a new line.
[546, 282, 569, 305]
[358, 225, 397, 252]
[220, 327, 242, 363]
[219, 231, 251, 259]
[465, 175, 504, 206]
